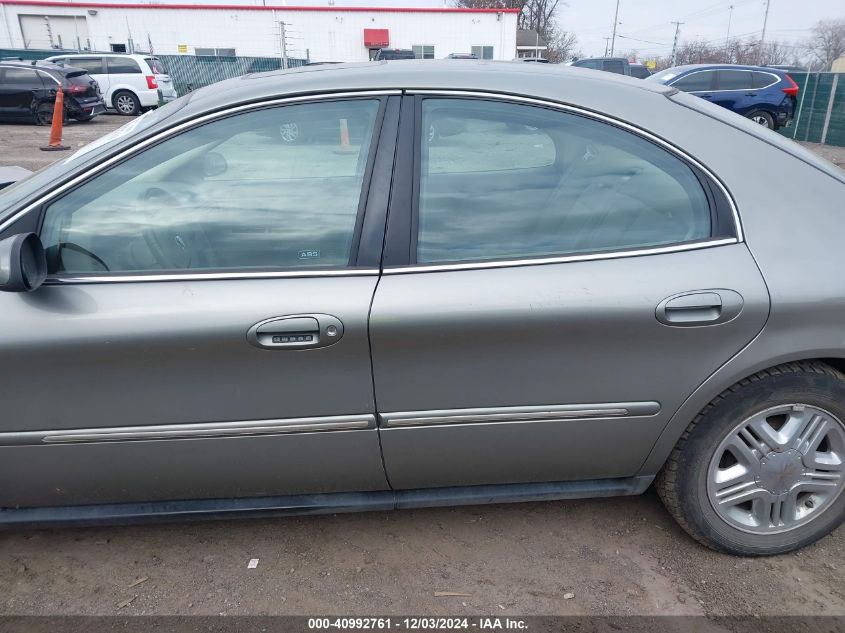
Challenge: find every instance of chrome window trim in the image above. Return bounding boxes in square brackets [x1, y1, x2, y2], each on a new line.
[0, 88, 400, 241]
[385, 238, 738, 274]
[406, 89, 743, 245]
[44, 268, 380, 284]
[381, 402, 661, 428]
[0, 414, 376, 446]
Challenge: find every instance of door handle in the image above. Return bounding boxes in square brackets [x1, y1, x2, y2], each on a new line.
[656, 290, 743, 327]
[701, 94, 714, 99]
[247, 314, 344, 350]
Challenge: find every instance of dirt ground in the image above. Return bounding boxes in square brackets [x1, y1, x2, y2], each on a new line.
[0, 116, 843, 619]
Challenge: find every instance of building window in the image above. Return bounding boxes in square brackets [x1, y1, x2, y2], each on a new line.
[413, 45, 435, 60]
[110, 43, 126, 53]
[195, 47, 237, 57]
[471, 45, 494, 60]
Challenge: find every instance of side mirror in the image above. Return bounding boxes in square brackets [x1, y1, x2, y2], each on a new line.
[0, 233, 48, 292]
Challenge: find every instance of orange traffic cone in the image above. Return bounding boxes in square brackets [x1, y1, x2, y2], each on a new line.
[40, 86, 70, 152]
[334, 117, 357, 154]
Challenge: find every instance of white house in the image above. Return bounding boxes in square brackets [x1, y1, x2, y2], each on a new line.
[0, 1, 519, 62]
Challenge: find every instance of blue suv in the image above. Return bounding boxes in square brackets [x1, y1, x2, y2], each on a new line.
[647, 64, 799, 130]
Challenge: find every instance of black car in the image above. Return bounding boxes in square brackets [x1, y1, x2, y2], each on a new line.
[570, 57, 631, 75]
[0, 60, 105, 125]
[630, 63, 652, 79]
[373, 48, 416, 61]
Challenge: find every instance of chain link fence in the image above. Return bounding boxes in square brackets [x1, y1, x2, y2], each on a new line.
[0, 48, 306, 97]
[779, 72, 845, 147]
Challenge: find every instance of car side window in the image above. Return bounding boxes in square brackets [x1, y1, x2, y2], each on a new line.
[716, 70, 753, 90]
[67, 57, 105, 74]
[39, 99, 381, 275]
[751, 71, 777, 89]
[106, 57, 142, 74]
[2, 67, 42, 87]
[416, 99, 712, 264]
[672, 71, 714, 92]
[604, 60, 625, 74]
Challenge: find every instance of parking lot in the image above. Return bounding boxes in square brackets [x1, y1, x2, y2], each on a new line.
[0, 115, 843, 619]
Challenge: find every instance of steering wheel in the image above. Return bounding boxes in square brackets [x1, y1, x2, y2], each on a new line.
[139, 187, 216, 271]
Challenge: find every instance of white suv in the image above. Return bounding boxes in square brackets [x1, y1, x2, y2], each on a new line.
[45, 53, 178, 115]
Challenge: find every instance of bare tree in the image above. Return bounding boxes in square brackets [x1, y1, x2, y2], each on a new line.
[453, 0, 576, 61]
[803, 18, 845, 70]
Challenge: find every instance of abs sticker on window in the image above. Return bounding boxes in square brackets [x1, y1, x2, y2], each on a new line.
[298, 250, 321, 260]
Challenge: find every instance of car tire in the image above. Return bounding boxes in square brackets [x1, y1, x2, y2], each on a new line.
[36, 102, 67, 126]
[112, 91, 141, 116]
[656, 361, 845, 556]
[748, 110, 775, 129]
[73, 112, 95, 122]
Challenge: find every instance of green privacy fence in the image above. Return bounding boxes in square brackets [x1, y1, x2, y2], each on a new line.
[0, 48, 306, 97]
[155, 54, 306, 96]
[778, 72, 845, 147]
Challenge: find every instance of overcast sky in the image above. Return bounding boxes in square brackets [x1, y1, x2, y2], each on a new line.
[79, 0, 844, 58]
[262, 0, 843, 57]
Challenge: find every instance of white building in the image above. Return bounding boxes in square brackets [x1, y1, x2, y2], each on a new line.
[0, 1, 519, 62]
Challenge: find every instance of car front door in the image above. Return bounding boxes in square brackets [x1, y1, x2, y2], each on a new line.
[0, 95, 398, 508]
[370, 94, 770, 489]
[671, 70, 716, 104]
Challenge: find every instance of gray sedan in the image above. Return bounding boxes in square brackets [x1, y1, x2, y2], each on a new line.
[0, 61, 843, 556]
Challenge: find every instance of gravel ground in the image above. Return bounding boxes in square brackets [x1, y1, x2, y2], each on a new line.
[0, 116, 843, 619]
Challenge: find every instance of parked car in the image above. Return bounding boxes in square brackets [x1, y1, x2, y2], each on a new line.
[46, 53, 178, 116]
[1, 61, 844, 556]
[569, 57, 631, 75]
[0, 60, 104, 124]
[648, 64, 799, 130]
[446, 53, 478, 60]
[630, 63, 652, 79]
[373, 48, 416, 61]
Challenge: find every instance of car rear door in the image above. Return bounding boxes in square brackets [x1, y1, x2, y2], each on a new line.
[0, 94, 399, 509]
[369, 94, 769, 490]
[712, 69, 755, 115]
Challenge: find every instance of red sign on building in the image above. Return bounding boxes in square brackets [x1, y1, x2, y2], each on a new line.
[363, 28, 390, 48]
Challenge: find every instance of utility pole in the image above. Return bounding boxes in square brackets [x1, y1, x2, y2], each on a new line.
[670, 21, 684, 67]
[724, 4, 734, 62]
[603, 37, 611, 57]
[609, 0, 621, 57]
[280, 21, 289, 69]
[759, 0, 771, 65]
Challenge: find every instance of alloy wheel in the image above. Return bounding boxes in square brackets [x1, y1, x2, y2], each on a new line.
[115, 94, 136, 114]
[707, 404, 845, 534]
[751, 114, 771, 128]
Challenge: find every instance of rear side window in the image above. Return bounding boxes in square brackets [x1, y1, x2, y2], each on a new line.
[751, 71, 778, 89]
[144, 57, 167, 74]
[672, 71, 714, 92]
[716, 70, 753, 90]
[416, 99, 713, 264]
[106, 57, 142, 74]
[65, 57, 104, 74]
